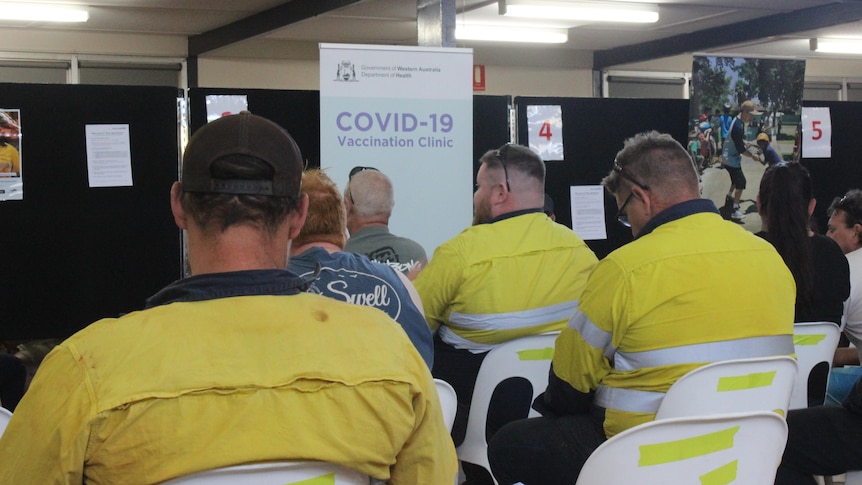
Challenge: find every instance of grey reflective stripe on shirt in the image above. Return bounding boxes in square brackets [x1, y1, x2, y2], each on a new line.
[613, 335, 795, 371]
[596, 334, 794, 414]
[441, 300, 577, 352]
[595, 386, 666, 414]
[567, 310, 616, 360]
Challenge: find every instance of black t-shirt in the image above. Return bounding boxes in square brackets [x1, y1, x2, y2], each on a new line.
[757, 232, 850, 324]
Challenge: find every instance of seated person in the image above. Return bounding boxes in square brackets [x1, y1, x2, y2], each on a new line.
[415, 143, 598, 484]
[344, 167, 427, 278]
[827, 190, 862, 366]
[776, 374, 862, 485]
[488, 131, 796, 485]
[288, 168, 433, 367]
[0, 112, 456, 484]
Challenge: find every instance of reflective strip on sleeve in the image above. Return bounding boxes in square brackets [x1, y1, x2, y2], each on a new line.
[567, 310, 615, 359]
[595, 385, 665, 414]
[614, 335, 794, 371]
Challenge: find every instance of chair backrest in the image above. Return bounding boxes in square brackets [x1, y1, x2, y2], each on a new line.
[846, 470, 862, 485]
[655, 355, 798, 420]
[575, 411, 788, 485]
[791, 322, 841, 409]
[434, 378, 458, 433]
[0, 407, 10, 438]
[456, 332, 558, 484]
[160, 461, 371, 485]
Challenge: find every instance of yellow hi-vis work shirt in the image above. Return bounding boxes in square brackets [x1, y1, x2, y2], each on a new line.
[0, 291, 457, 484]
[415, 211, 598, 352]
[552, 206, 796, 437]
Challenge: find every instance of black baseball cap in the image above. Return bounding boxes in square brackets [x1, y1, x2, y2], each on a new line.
[181, 111, 302, 197]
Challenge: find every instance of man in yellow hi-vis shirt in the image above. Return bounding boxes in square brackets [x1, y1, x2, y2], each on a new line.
[0, 112, 456, 485]
[489, 131, 795, 485]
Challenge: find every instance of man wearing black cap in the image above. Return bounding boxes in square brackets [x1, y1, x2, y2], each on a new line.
[0, 112, 456, 484]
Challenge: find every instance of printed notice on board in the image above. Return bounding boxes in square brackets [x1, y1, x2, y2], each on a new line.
[570, 185, 607, 240]
[86, 124, 133, 187]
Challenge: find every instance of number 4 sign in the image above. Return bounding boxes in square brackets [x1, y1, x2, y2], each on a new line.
[526, 105, 564, 161]
[801, 107, 832, 159]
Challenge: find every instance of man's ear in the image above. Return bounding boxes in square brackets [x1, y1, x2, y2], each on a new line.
[170, 182, 187, 230]
[287, 193, 309, 240]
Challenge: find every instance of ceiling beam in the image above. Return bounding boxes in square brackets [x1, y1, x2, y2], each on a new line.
[593, 2, 862, 69]
[188, 0, 363, 57]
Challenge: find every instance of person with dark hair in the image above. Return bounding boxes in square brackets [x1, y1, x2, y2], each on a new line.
[828, 189, 862, 366]
[487, 131, 795, 485]
[756, 162, 849, 325]
[756, 163, 849, 409]
[415, 143, 598, 484]
[288, 168, 433, 367]
[0, 112, 456, 484]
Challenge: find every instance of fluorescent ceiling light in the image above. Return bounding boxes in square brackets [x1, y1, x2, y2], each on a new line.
[456, 24, 568, 43]
[0, 3, 89, 22]
[501, 1, 659, 24]
[810, 38, 862, 54]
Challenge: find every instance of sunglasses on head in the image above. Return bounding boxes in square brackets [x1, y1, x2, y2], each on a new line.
[349, 166, 379, 180]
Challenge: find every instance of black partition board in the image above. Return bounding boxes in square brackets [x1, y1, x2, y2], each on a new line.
[189, 88, 322, 168]
[800, 100, 862, 234]
[515, 97, 690, 259]
[473, 95, 513, 174]
[0, 83, 182, 339]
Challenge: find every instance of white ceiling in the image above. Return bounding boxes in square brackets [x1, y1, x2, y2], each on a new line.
[4, 0, 862, 65]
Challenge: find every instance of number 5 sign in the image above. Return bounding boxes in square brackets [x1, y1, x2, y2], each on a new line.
[801, 107, 832, 159]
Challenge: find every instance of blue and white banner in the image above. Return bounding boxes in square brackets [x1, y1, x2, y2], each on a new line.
[320, 43, 473, 258]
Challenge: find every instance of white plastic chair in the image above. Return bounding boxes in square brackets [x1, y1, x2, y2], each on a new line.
[791, 322, 841, 409]
[435, 378, 458, 432]
[655, 355, 798, 419]
[456, 332, 558, 485]
[0, 407, 11, 438]
[576, 411, 788, 485]
[160, 461, 372, 484]
[845, 471, 862, 484]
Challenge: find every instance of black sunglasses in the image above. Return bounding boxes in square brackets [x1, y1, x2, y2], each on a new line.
[613, 161, 650, 228]
[349, 166, 378, 179]
[494, 144, 512, 192]
[347, 166, 379, 205]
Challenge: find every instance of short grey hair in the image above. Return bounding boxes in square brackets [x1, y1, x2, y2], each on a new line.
[348, 169, 394, 218]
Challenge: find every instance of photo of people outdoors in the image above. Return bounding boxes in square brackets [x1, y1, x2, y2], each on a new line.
[0, 109, 23, 201]
[690, 56, 806, 232]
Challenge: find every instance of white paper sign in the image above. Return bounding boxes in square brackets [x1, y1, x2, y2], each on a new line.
[85, 124, 133, 187]
[205, 94, 248, 122]
[801, 107, 832, 159]
[570, 185, 607, 241]
[527, 105, 564, 161]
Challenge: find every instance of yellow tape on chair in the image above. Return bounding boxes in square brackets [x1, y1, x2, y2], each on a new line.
[716, 371, 776, 391]
[517, 348, 554, 360]
[794, 334, 826, 346]
[638, 425, 739, 466]
[290, 472, 336, 485]
[699, 460, 738, 485]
